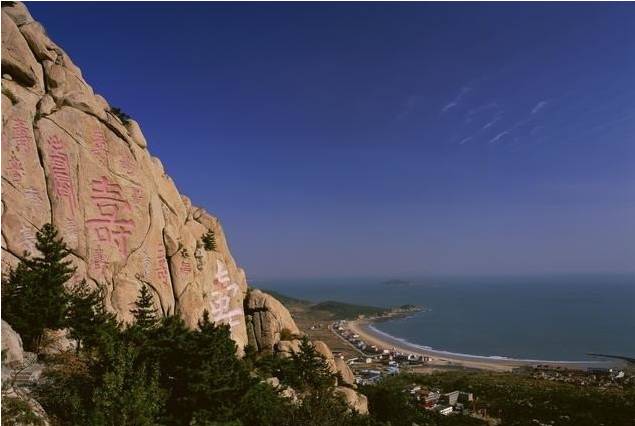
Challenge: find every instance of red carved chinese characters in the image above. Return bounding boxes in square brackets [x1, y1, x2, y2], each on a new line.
[6, 152, 25, 185]
[47, 135, 77, 213]
[179, 259, 192, 274]
[91, 128, 108, 166]
[11, 118, 30, 152]
[85, 176, 135, 257]
[90, 246, 109, 276]
[155, 243, 169, 285]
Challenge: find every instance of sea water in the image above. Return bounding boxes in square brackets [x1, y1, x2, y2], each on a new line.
[257, 274, 635, 361]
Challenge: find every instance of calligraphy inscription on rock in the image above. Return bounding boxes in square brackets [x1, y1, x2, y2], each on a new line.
[211, 260, 242, 329]
[47, 135, 77, 213]
[85, 176, 135, 258]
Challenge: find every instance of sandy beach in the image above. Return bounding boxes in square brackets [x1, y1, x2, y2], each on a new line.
[346, 317, 621, 372]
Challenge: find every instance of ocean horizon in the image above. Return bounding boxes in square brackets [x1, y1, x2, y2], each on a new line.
[258, 273, 635, 361]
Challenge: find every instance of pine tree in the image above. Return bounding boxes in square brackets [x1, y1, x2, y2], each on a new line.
[201, 229, 216, 251]
[130, 285, 158, 330]
[1, 223, 75, 352]
[67, 280, 120, 353]
[289, 336, 337, 392]
[186, 310, 251, 423]
[91, 342, 165, 426]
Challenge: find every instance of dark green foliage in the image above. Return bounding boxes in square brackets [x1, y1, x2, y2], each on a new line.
[129, 284, 159, 331]
[362, 372, 635, 426]
[237, 383, 293, 426]
[310, 301, 387, 319]
[90, 343, 165, 426]
[291, 389, 355, 426]
[35, 351, 95, 424]
[201, 229, 216, 251]
[66, 280, 119, 353]
[362, 380, 429, 426]
[2, 223, 74, 352]
[1, 395, 46, 426]
[110, 107, 131, 124]
[260, 289, 387, 320]
[37, 342, 164, 426]
[137, 311, 252, 425]
[289, 336, 337, 392]
[253, 336, 336, 394]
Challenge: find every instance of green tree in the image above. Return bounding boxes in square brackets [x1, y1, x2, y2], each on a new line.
[134, 312, 252, 425]
[291, 389, 355, 426]
[1, 396, 46, 426]
[201, 229, 216, 251]
[66, 280, 120, 354]
[90, 342, 165, 426]
[110, 107, 131, 124]
[184, 311, 252, 423]
[130, 285, 158, 330]
[237, 382, 293, 426]
[288, 336, 337, 392]
[37, 340, 164, 425]
[1, 223, 74, 352]
[35, 351, 95, 424]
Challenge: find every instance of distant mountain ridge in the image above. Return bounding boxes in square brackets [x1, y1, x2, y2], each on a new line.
[262, 289, 389, 319]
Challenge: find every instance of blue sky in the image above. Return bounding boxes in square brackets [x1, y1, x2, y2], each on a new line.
[29, 3, 634, 279]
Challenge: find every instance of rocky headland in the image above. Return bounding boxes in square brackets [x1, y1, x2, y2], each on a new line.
[1, 1, 366, 417]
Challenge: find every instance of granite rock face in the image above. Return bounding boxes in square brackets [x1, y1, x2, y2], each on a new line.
[335, 386, 369, 414]
[1, 3, 369, 413]
[1, 320, 24, 367]
[245, 289, 301, 352]
[334, 356, 355, 386]
[1, 2, 247, 350]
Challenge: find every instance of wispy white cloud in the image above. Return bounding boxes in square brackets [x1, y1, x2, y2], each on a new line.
[489, 131, 509, 144]
[442, 86, 471, 113]
[531, 100, 549, 114]
[459, 136, 473, 145]
[482, 115, 502, 130]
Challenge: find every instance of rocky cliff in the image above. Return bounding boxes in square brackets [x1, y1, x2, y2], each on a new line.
[2, 2, 250, 348]
[1, 3, 368, 413]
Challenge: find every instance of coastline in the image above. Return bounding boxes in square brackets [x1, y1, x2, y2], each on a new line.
[346, 317, 622, 372]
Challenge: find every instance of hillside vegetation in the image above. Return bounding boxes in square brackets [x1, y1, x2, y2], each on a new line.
[262, 290, 388, 320]
[362, 371, 635, 426]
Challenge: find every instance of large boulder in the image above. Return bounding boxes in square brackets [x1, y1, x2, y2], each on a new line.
[275, 339, 302, 358]
[245, 289, 300, 352]
[1, 1, 34, 26]
[2, 10, 43, 89]
[335, 386, 369, 415]
[312, 340, 338, 374]
[335, 356, 355, 386]
[312, 340, 356, 386]
[1, 320, 24, 367]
